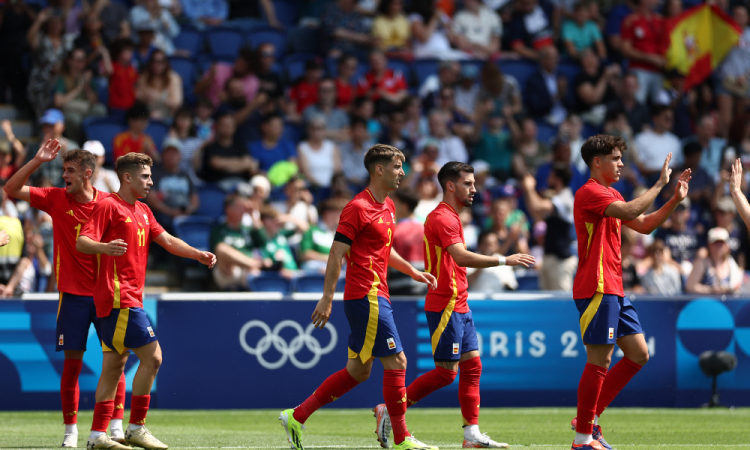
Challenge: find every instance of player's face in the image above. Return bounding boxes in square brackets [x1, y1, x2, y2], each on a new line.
[598, 148, 624, 184]
[451, 171, 476, 207]
[62, 161, 89, 194]
[126, 166, 153, 199]
[382, 156, 405, 191]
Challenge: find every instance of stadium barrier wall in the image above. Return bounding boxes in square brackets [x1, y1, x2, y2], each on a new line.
[2, 293, 749, 410]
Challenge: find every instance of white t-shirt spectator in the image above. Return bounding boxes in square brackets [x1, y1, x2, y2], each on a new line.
[635, 129, 683, 171]
[452, 6, 502, 47]
[466, 263, 518, 292]
[417, 135, 469, 165]
[641, 264, 682, 296]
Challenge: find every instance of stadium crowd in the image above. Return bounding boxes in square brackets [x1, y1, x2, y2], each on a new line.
[0, 0, 749, 296]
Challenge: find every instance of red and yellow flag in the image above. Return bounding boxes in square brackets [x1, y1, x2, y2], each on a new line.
[665, 4, 741, 89]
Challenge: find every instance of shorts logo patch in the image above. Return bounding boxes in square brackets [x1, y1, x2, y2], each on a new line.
[453, 343, 460, 355]
[608, 328, 614, 339]
[147, 326, 155, 337]
[387, 337, 396, 349]
[59, 334, 64, 345]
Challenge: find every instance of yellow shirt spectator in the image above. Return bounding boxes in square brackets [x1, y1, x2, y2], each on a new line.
[373, 14, 411, 50]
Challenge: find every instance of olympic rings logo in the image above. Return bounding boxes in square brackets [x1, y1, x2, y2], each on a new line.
[239, 320, 338, 370]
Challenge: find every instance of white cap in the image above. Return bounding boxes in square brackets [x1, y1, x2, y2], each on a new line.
[250, 174, 271, 193]
[471, 160, 491, 174]
[707, 227, 730, 244]
[83, 140, 105, 157]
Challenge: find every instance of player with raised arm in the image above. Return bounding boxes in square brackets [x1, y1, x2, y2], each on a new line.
[76, 153, 216, 450]
[375, 162, 535, 449]
[729, 159, 750, 231]
[570, 135, 691, 450]
[3, 140, 128, 448]
[279, 144, 439, 450]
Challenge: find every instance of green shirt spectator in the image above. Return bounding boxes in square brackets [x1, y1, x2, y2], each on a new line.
[299, 198, 347, 272]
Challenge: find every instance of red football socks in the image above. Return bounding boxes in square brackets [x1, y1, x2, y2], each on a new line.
[383, 369, 411, 445]
[596, 357, 643, 417]
[91, 400, 114, 432]
[129, 395, 151, 426]
[61, 359, 83, 424]
[293, 368, 360, 424]
[406, 367, 456, 407]
[112, 372, 126, 420]
[458, 357, 482, 426]
[576, 363, 608, 434]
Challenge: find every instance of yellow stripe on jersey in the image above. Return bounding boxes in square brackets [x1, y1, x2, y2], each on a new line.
[57, 291, 63, 321]
[585, 222, 594, 257]
[597, 244, 605, 293]
[55, 247, 60, 284]
[435, 245, 443, 281]
[431, 269, 458, 354]
[113, 261, 121, 309]
[580, 292, 604, 341]
[101, 340, 113, 352]
[424, 235, 432, 274]
[112, 308, 130, 354]
[360, 258, 381, 364]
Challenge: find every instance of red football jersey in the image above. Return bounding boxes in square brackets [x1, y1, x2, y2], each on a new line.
[423, 202, 469, 313]
[336, 188, 396, 301]
[620, 12, 665, 72]
[29, 187, 110, 296]
[80, 194, 165, 317]
[289, 80, 320, 113]
[573, 179, 625, 299]
[357, 69, 407, 102]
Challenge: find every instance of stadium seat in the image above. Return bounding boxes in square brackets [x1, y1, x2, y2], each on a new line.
[516, 271, 540, 291]
[535, 120, 558, 145]
[295, 274, 326, 293]
[196, 184, 227, 219]
[287, 26, 323, 54]
[582, 123, 601, 139]
[173, 216, 214, 252]
[206, 28, 244, 60]
[261, 0, 299, 28]
[336, 277, 346, 292]
[498, 59, 537, 95]
[282, 122, 303, 143]
[283, 53, 319, 83]
[173, 29, 204, 57]
[558, 59, 581, 84]
[169, 56, 196, 88]
[147, 121, 170, 152]
[82, 117, 126, 165]
[413, 59, 440, 87]
[246, 29, 287, 57]
[249, 273, 294, 294]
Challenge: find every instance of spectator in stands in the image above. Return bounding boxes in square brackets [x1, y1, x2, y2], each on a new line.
[513, 117, 553, 176]
[562, 2, 606, 60]
[716, 4, 750, 138]
[606, 72, 651, 134]
[7, 231, 51, 295]
[403, 95, 429, 142]
[257, 205, 298, 275]
[604, 0, 635, 60]
[255, 43, 283, 109]
[373, 0, 411, 55]
[195, 47, 259, 109]
[574, 50, 620, 127]
[129, 0, 179, 55]
[321, 0, 372, 58]
[300, 198, 345, 272]
[26, 109, 80, 188]
[303, 78, 350, 142]
[655, 197, 703, 275]
[634, 104, 682, 181]
[451, 0, 501, 59]
[488, 193, 530, 255]
[0, 142, 16, 184]
[91, 0, 129, 44]
[73, 13, 113, 77]
[413, 174, 441, 222]
[455, 65, 480, 118]
[0, 206, 23, 289]
[211, 193, 265, 290]
[687, 227, 743, 294]
[535, 138, 585, 192]
[297, 115, 341, 189]
[621, 0, 666, 104]
[113, 103, 159, 162]
[621, 227, 645, 292]
[0, 121, 26, 183]
[352, 96, 382, 138]
[506, 0, 554, 60]
[435, 85, 472, 141]
[679, 141, 713, 212]
[199, 112, 256, 188]
[479, 62, 522, 116]
[379, 110, 416, 159]
[641, 239, 682, 295]
[334, 55, 358, 110]
[655, 69, 694, 140]
[218, 77, 267, 145]
[27, 9, 67, 120]
[466, 231, 519, 292]
[526, 46, 570, 126]
[271, 175, 317, 229]
[83, 140, 120, 193]
[682, 114, 727, 181]
[169, 106, 204, 184]
[418, 109, 469, 165]
[714, 196, 747, 269]
[405, 139, 441, 187]
[194, 98, 214, 141]
[133, 22, 158, 68]
[409, 0, 466, 60]
[146, 137, 199, 233]
[181, 0, 228, 28]
[357, 49, 409, 114]
[108, 38, 138, 113]
[136, 49, 182, 120]
[419, 61, 460, 110]
[340, 116, 373, 187]
[287, 60, 323, 119]
[392, 187, 423, 264]
[521, 167, 576, 291]
[0, 0, 35, 115]
[471, 100, 515, 180]
[249, 113, 296, 173]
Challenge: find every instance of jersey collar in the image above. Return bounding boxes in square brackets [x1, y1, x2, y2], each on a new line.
[440, 202, 458, 216]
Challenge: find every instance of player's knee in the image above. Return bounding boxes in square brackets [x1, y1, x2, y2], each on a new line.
[631, 350, 649, 366]
[147, 353, 163, 373]
[436, 368, 457, 386]
[349, 366, 371, 382]
[393, 352, 407, 370]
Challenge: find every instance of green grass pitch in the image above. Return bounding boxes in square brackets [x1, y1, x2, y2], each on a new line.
[1, 408, 749, 449]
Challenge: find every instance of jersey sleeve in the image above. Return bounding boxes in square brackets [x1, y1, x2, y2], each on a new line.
[28, 187, 59, 213]
[581, 184, 619, 217]
[435, 214, 464, 249]
[336, 201, 365, 242]
[80, 201, 111, 242]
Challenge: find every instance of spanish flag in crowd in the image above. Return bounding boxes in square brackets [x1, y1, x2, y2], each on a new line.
[665, 4, 741, 89]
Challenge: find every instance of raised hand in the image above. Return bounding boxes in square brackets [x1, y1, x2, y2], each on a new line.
[35, 139, 61, 163]
[658, 153, 673, 187]
[412, 271, 437, 290]
[104, 239, 127, 256]
[730, 158, 743, 194]
[674, 168, 692, 201]
[505, 253, 536, 267]
[198, 251, 216, 268]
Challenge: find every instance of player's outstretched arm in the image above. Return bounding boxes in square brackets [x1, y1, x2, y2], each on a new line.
[729, 159, 750, 229]
[604, 153, 675, 222]
[446, 243, 536, 268]
[624, 168, 692, 234]
[389, 248, 437, 290]
[4, 139, 61, 203]
[153, 232, 216, 268]
[311, 240, 349, 329]
[76, 235, 128, 256]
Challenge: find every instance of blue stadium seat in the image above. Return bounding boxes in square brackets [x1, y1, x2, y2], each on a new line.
[287, 26, 323, 54]
[295, 274, 326, 293]
[283, 53, 319, 83]
[206, 28, 244, 60]
[498, 59, 537, 95]
[246, 29, 287, 57]
[283, 123, 303, 143]
[387, 59, 413, 86]
[336, 277, 346, 292]
[173, 216, 214, 252]
[196, 184, 227, 219]
[460, 59, 485, 79]
[173, 29, 204, 57]
[582, 123, 601, 139]
[261, 0, 299, 28]
[516, 271, 540, 291]
[535, 120, 558, 145]
[169, 56, 196, 87]
[82, 117, 126, 165]
[558, 58, 581, 84]
[413, 59, 440, 87]
[249, 273, 294, 294]
[147, 121, 170, 152]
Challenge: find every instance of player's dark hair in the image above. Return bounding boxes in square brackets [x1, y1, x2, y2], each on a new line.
[350, 115, 368, 130]
[63, 149, 97, 174]
[683, 141, 703, 157]
[260, 112, 283, 126]
[580, 134, 627, 168]
[394, 188, 420, 213]
[551, 163, 572, 187]
[364, 144, 405, 175]
[437, 161, 474, 190]
[259, 205, 281, 220]
[651, 103, 671, 118]
[126, 102, 150, 121]
[115, 153, 153, 181]
[477, 230, 496, 248]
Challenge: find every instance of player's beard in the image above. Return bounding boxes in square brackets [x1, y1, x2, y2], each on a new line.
[460, 193, 474, 207]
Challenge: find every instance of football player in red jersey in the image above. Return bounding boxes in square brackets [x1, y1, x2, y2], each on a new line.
[4, 140, 128, 447]
[279, 144, 439, 450]
[570, 135, 690, 450]
[77, 153, 216, 450]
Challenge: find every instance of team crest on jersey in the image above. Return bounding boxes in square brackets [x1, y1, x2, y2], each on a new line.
[387, 337, 396, 349]
[147, 326, 155, 337]
[59, 335, 64, 345]
[608, 328, 615, 339]
[453, 343, 459, 355]
[143, 214, 149, 225]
